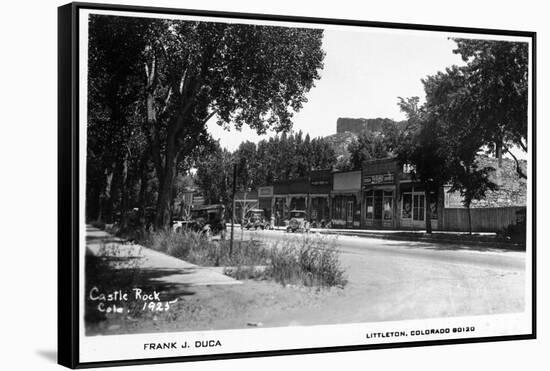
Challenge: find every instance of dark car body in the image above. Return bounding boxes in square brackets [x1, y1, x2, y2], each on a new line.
[244, 209, 272, 230]
[286, 210, 310, 233]
[172, 204, 227, 238]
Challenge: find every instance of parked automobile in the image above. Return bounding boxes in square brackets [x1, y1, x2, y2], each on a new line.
[243, 209, 272, 230]
[310, 219, 329, 229]
[172, 204, 227, 239]
[286, 210, 310, 233]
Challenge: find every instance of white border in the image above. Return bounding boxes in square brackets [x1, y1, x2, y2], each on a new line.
[77, 7, 534, 364]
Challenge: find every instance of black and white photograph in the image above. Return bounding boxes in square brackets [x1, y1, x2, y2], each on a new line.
[56, 2, 535, 368]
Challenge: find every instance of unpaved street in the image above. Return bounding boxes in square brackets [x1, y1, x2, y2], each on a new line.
[241, 230, 525, 326]
[87, 228, 525, 335]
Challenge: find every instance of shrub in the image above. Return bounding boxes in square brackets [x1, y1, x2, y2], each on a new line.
[269, 235, 347, 288]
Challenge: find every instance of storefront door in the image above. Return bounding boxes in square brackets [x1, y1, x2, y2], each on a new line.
[346, 201, 354, 228]
[401, 192, 425, 229]
[412, 194, 425, 224]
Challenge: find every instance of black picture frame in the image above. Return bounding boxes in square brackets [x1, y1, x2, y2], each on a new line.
[58, 2, 536, 368]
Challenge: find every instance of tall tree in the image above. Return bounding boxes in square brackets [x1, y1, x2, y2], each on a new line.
[87, 15, 149, 225]
[195, 142, 234, 207]
[89, 15, 325, 229]
[396, 97, 451, 234]
[422, 66, 499, 235]
[452, 39, 529, 176]
[347, 131, 396, 170]
[144, 20, 325, 228]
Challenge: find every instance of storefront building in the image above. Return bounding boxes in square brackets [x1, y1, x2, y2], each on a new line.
[361, 157, 441, 230]
[361, 158, 399, 229]
[257, 186, 274, 219]
[272, 180, 290, 225]
[309, 170, 331, 226]
[287, 177, 309, 211]
[260, 170, 332, 226]
[331, 170, 362, 228]
[255, 157, 522, 232]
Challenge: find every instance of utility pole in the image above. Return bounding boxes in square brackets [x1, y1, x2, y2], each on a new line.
[230, 163, 237, 256]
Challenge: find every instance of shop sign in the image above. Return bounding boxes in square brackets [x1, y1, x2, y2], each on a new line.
[258, 186, 273, 197]
[311, 179, 329, 186]
[192, 196, 205, 205]
[363, 173, 394, 186]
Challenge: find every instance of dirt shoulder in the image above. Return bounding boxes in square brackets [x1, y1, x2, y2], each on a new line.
[86, 280, 344, 335]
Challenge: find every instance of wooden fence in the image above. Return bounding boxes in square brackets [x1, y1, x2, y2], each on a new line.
[441, 206, 525, 233]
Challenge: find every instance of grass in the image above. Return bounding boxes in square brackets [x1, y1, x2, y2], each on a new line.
[268, 235, 347, 288]
[140, 230, 347, 288]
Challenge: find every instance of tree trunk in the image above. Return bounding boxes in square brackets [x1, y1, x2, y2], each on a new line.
[467, 203, 472, 235]
[96, 197, 104, 224]
[101, 164, 115, 223]
[495, 138, 503, 168]
[424, 189, 432, 234]
[119, 152, 129, 231]
[154, 136, 178, 230]
[137, 151, 149, 222]
[504, 147, 527, 179]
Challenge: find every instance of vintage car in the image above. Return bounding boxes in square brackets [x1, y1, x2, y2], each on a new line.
[286, 210, 310, 233]
[172, 204, 227, 239]
[309, 219, 329, 229]
[243, 209, 272, 230]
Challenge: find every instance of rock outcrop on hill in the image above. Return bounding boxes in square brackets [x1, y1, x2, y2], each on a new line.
[323, 131, 357, 163]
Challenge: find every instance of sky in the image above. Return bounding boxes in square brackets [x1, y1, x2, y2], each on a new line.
[206, 27, 466, 151]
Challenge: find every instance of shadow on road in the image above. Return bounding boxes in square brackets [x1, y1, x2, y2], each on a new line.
[383, 240, 521, 253]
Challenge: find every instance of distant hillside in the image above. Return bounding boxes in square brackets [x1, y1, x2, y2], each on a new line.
[324, 131, 357, 162]
[325, 117, 403, 164]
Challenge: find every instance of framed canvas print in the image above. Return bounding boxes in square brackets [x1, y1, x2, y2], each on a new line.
[58, 2, 536, 368]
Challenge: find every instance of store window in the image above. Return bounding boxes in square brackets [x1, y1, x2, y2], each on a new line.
[402, 193, 412, 219]
[430, 199, 438, 220]
[383, 191, 393, 220]
[413, 194, 425, 221]
[334, 197, 347, 220]
[365, 191, 374, 220]
[374, 190, 383, 220]
[346, 201, 353, 221]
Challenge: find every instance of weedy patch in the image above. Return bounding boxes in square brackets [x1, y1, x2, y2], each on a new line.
[141, 230, 347, 288]
[268, 235, 347, 288]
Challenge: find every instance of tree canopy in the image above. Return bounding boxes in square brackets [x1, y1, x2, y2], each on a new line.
[451, 39, 529, 177]
[194, 131, 337, 207]
[87, 15, 325, 228]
